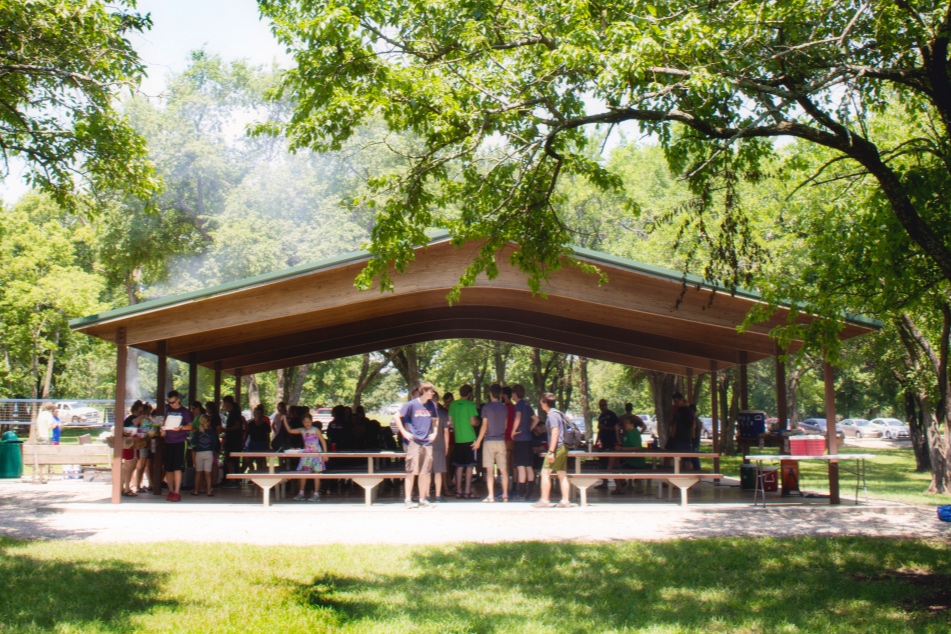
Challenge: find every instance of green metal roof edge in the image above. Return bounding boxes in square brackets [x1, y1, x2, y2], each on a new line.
[70, 230, 454, 330]
[570, 245, 880, 330]
[70, 230, 880, 331]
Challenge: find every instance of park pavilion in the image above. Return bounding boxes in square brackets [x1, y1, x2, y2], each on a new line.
[70, 234, 877, 504]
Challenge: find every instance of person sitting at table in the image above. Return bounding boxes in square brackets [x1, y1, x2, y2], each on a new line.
[284, 411, 326, 501]
[669, 405, 696, 472]
[245, 404, 272, 472]
[594, 399, 620, 490]
[612, 415, 647, 494]
[221, 395, 245, 486]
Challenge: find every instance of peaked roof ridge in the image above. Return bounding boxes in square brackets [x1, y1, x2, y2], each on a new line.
[70, 231, 879, 331]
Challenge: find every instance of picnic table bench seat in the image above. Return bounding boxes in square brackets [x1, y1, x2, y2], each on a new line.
[226, 471, 408, 507]
[21, 443, 111, 482]
[568, 471, 724, 506]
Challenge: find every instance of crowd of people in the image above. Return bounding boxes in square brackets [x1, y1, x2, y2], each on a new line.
[114, 383, 700, 506]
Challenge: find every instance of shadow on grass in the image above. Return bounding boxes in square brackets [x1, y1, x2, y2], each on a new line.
[290, 537, 950, 632]
[0, 538, 173, 631]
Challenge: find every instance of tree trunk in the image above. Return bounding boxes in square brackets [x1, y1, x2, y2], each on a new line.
[243, 374, 260, 410]
[579, 356, 591, 437]
[531, 348, 545, 398]
[647, 371, 676, 448]
[392, 345, 420, 393]
[492, 341, 509, 385]
[472, 356, 488, 404]
[353, 352, 392, 408]
[274, 368, 288, 407]
[289, 364, 310, 406]
[904, 391, 932, 472]
[899, 307, 951, 494]
[124, 274, 142, 399]
[40, 330, 59, 399]
[722, 373, 739, 455]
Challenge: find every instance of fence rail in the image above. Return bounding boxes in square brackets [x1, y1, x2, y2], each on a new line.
[0, 399, 137, 427]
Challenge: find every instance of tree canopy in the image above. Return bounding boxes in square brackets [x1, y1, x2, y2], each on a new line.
[258, 0, 951, 297]
[0, 0, 158, 205]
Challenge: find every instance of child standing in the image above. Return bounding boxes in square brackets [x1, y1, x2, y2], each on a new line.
[284, 413, 326, 501]
[192, 415, 219, 497]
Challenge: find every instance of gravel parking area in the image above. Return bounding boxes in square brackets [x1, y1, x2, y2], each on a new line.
[1, 479, 947, 545]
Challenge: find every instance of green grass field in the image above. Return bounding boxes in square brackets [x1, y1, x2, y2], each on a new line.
[0, 536, 947, 633]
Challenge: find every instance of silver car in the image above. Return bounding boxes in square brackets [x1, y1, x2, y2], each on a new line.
[838, 418, 883, 439]
[869, 417, 911, 440]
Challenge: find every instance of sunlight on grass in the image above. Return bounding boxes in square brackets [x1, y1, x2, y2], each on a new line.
[2, 536, 948, 633]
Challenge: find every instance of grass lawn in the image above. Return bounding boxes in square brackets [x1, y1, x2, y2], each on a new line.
[0, 536, 948, 633]
[707, 445, 951, 509]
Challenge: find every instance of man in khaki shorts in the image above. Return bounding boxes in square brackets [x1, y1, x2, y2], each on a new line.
[395, 382, 439, 508]
[534, 392, 571, 508]
[472, 383, 509, 502]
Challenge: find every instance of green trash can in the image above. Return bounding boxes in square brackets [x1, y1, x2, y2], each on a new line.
[0, 430, 24, 478]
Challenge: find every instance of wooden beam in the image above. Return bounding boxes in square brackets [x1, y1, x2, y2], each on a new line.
[231, 331, 697, 377]
[188, 352, 198, 405]
[685, 368, 694, 403]
[155, 340, 168, 416]
[824, 356, 840, 504]
[151, 339, 168, 497]
[234, 368, 243, 411]
[213, 361, 222, 406]
[205, 318, 721, 374]
[775, 343, 788, 431]
[711, 360, 719, 474]
[185, 307, 752, 366]
[739, 350, 749, 411]
[112, 327, 127, 505]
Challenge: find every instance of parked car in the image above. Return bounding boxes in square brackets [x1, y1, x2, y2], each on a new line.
[869, 417, 911, 440]
[635, 413, 656, 436]
[699, 417, 713, 439]
[799, 417, 846, 439]
[313, 407, 334, 425]
[55, 401, 101, 425]
[385, 402, 402, 415]
[838, 418, 883, 439]
[569, 416, 587, 437]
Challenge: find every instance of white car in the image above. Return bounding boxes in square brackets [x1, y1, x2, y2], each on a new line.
[634, 414, 657, 436]
[55, 402, 101, 425]
[869, 417, 911, 440]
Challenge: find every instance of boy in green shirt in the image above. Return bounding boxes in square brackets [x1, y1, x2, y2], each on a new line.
[448, 384, 480, 498]
[613, 415, 646, 494]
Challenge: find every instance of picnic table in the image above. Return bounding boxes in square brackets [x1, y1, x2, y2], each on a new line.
[745, 453, 876, 506]
[566, 450, 723, 506]
[229, 451, 406, 506]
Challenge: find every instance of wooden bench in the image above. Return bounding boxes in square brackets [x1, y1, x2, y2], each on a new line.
[568, 472, 724, 506]
[226, 472, 409, 507]
[21, 443, 113, 482]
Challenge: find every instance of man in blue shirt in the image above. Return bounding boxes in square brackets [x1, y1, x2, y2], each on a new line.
[395, 382, 439, 508]
[473, 383, 509, 502]
[510, 384, 537, 500]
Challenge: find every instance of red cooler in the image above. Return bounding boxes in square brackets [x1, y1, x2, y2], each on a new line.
[789, 435, 825, 456]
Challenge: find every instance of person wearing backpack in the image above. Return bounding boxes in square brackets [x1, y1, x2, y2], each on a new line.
[533, 393, 571, 509]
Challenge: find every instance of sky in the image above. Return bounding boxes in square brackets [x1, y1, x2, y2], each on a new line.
[0, 0, 287, 204]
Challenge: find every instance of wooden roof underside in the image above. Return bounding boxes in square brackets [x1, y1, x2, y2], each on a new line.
[72, 239, 874, 376]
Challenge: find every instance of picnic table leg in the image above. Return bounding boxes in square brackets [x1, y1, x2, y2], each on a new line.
[753, 461, 766, 508]
[569, 477, 599, 507]
[354, 477, 383, 506]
